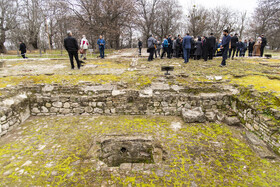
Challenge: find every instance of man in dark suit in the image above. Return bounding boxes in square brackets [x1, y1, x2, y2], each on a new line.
[230, 33, 238, 60]
[260, 34, 267, 57]
[220, 29, 231, 67]
[202, 36, 209, 61]
[208, 33, 216, 60]
[248, 39, 255, 57]
[64, 31, 81, 69]
[182, 33, 193, 63]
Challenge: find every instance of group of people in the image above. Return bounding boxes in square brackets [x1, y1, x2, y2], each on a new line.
[143, 33, 217, 63]
[63, 31, 106, 69]
[225, 33, 267, 59]
[144, 31, 268, 67]
[18, 31, 107, 70]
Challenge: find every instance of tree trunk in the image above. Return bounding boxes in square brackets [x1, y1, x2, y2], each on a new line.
[0, 42, 7, 54]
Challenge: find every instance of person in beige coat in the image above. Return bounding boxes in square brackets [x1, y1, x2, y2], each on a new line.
[253, 37, 262, 57]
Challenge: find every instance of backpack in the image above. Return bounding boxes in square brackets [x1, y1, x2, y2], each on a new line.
[163, 39, 169, 47]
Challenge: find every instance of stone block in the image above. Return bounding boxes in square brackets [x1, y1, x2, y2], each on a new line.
[85, 106, 93, 113]
[32, 108, 40, 113]
[59, 108, 71, 114]
[73, 108, 84, 114]
[205, 111, 216, 122]
[53, 102, 63, 108]
[223, 116, 241, 126]
[182, 107, 206, 123]
[45, 103, 52, 108]
[64, 102, 71, 108]
[41, 106, 49, 113]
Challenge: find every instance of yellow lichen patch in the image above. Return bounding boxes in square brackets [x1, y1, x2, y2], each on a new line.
[0, 74, 121, 88]
[231, 75, 280, 94]
[0, 116, 279, 186]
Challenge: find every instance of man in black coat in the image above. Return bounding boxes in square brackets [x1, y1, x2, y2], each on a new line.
[260, 34, 267, 57]
[248, 39, 255, 57]
[202, 36, 209, 61]
[19, 41, 28, 59]
[176, 35, 181, 58]
[64, 31, 81, 69]
[167, 35, 172, 59]
[230, 33, 238, 60]
[138, 39, 142, 56]
[208, 33, 216, 60]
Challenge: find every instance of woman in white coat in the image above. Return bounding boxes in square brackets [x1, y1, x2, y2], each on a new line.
[80, 35, 89, 60]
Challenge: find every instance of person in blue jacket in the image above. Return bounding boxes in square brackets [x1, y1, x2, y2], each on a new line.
[182, 33, 193, 63]
[97, 35, 106, 59]
[220, 29, 231, 67]
[161, 36, 169, 59]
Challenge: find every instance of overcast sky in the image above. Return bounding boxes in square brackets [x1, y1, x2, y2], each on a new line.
[179, 0, 258, 14]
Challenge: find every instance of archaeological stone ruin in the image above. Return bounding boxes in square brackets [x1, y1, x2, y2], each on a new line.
[0, 51, 280, 186]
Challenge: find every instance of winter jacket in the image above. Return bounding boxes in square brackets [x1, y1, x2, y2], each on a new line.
[64, 36, 79, 52]
[182, 35, 193, 49]
[221, 35, 231, 49]
[19, 43, 27, 53]
[194, 41, 202, 56]
[208, 36, 216, 49]
[173, 40, 177, 49]
[80, 38, 89, 50]
[231, 36, 239, 47]
[163, 39, 169, 48]
[147, 37, 156, 49]
[97, 39, 106, 49]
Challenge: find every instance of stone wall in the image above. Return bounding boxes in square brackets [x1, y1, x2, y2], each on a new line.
[0, 94, 30, 137]
[231, 97, 280, 154]
[0, 83, 280, 155]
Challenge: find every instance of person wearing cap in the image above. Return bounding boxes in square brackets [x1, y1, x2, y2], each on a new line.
[80, 35, 89, 60]
[64, 31, 81, 69]
[220, 29, 231, 67]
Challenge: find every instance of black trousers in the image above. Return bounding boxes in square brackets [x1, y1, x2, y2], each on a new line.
[248, 49, 253, 57]
[167, 47, 172, 58]
[176, 46, 180, 58]
[148, 48, 155, 61]
[68, 51, 81, 69]
[229, 46, 237, 58]
[203, 49, 208, 61]
[222, 48, 228, 66]
[208, 47, 214, 60]
[139, 47, 142, 55]
[20, 50, 26, 59]
[260, 46, 265, 57]
[161, 47, 168, 58]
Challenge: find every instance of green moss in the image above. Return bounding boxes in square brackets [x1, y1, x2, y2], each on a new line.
[0, 116, 279, 186]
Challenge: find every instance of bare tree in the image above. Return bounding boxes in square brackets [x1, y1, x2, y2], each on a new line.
[68, 0, 136, 49]
[208, 7, 238, 39]
[237, 11, 247, 39]
[186, 5, 209, 37]
[0, 0, 19, 53]
[153, 0, 182, 40]
[16, 0, 45, 49]
[250, 0, 280, 49]
[136, 0, 161, 44]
